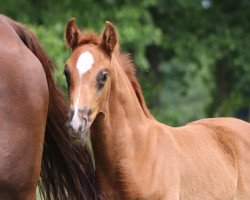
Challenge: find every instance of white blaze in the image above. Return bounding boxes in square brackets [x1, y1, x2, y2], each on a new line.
[70, 51, 94, 131]
[70, 85, 82, 130]
[76, 51, 94, 75]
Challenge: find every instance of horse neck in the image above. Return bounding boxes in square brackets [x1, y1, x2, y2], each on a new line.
[91, 55, 150, 169]
[109, 56, 147, 123]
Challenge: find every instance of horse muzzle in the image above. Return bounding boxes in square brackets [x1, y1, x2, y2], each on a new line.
[66, 107, 90, 143]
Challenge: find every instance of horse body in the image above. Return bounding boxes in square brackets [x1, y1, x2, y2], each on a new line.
[190, 118, 250, 199]
[90, 67, 248, 199]
[0, 15, 101, 200]
[64, 19, 250, 199]
[0, 15, 48, 199]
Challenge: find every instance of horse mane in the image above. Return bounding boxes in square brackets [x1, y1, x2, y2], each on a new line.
[77, 32, 153, 119]
[116, 53, 153, 119]
[7, 17, 102, 200]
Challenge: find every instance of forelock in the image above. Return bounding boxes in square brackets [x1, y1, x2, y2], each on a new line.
[77, 32, 101, 47]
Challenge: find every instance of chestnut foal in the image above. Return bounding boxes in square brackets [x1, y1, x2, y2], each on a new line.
[64, 19, 250, 199]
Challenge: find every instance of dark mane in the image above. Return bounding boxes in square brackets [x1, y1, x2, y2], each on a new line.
[7, 17, 102, 200]
[77, 32, 153, 119]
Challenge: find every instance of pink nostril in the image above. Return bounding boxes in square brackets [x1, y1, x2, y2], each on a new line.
[83, 117, 87, 127]
[79, 116, 88, 132]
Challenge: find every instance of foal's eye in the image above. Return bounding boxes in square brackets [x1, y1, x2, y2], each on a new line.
[100, 72, 108, 84]
[96, 69, 109, 90]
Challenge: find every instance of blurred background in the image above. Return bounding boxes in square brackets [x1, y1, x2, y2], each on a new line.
[1, 0, 250, 125]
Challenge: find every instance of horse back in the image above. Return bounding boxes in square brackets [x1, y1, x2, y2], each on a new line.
[189, 117, 250, 199]
[190, 117, 250, 162]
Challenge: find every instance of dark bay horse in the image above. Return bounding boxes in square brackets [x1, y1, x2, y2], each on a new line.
[64, 18, 250, 200]
[0, 15, 101, 200]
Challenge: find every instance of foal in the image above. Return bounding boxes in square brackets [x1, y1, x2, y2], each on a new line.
[64, 19, 250, 199]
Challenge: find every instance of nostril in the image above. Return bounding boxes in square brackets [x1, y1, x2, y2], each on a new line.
[67, 109, 74, 122]
[81, 116, 88, 131]
[78, 125, 83, 132]
[83, 117, 87, 126]
[77, 117, 87, 132]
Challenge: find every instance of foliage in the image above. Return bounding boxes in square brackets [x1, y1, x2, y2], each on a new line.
[1, 0, 249, 125]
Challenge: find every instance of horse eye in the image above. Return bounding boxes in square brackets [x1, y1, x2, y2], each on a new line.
[96, 70, 109, 90]
[100, 72, 108, 84]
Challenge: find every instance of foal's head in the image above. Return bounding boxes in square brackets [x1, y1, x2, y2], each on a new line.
[64, 19, 117, 141]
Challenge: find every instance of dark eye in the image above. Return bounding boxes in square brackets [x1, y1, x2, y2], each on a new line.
[100, 72, 108, 84]
[96, 69, 109, 90]
[64, 65, 71, 88]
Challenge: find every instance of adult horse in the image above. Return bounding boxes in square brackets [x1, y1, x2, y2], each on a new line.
[0, 15, 101, 200]
[64, 18, 250, 200]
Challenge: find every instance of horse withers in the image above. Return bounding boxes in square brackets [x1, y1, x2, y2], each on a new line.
[64, 18, 250, 199]
[0, 15, 101, 200]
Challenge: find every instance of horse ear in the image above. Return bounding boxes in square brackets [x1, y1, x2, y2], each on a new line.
[101, 21, 117, 55]
[65, 18, 80, 50]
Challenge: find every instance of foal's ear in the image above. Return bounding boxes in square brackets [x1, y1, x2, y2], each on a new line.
[101, 21, 117, 56]
[65, 18, 81, 50]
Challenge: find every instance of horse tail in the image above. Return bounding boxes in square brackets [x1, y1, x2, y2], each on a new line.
[7, 16, 102, 200]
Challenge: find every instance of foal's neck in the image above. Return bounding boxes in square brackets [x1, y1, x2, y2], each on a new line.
[91, 57, 150, 187]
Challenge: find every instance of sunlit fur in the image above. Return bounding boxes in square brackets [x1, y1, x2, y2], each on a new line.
[65, 19, 250, 200]
[0, 15, 102, 200]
